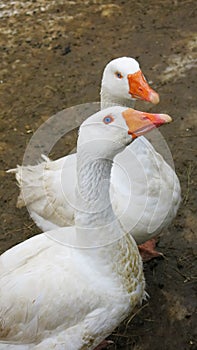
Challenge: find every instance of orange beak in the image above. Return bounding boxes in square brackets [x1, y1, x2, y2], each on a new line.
[128, 70, 159, 104]
[122, 108, 172, 139]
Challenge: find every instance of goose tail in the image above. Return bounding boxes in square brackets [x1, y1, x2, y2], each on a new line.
[6, 155, 51, 208]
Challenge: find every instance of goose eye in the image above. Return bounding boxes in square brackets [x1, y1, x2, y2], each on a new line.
[115, 72, 123, 79]
[103, 115, 114, 124]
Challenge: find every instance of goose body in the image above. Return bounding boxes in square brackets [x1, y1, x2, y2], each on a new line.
[0, 229, 143, 350]
[19, 139, 180, 243]
[1, 106, 172, 349]
[9, 57, 181, 244]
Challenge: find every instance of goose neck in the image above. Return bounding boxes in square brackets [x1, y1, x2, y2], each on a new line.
[74, 144, 145, 301]
[100, 89, 136, 110]
[75, 152, 119, 232]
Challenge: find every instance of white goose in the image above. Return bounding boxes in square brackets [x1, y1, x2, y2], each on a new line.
[9, 57, 181, 260]
[0, 107, 172, 349]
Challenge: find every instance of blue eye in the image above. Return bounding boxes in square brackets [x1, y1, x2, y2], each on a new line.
[103, 115, 114, 124]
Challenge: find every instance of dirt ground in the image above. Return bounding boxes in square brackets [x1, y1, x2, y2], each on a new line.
[0, 0, 196, 349]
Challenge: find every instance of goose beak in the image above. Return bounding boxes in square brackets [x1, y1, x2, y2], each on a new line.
[122, 108, 172, 139]
[128, 70, 159, 104]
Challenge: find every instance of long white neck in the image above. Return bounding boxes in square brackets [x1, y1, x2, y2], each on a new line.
[74, 145, 145, 300]
[100, 89, 136, 110]
[75, 149, 122, 246]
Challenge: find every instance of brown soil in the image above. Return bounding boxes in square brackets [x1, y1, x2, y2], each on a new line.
[0, 1, 196, 349]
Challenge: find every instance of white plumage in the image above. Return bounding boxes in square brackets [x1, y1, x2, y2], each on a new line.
[0, 230, 144, 349]
[3, 106, 168, 349]
[9, 57, 181, 245]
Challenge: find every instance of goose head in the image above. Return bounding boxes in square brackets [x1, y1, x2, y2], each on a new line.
[78, 106, 171, 160]
[101, 57, 159, 108]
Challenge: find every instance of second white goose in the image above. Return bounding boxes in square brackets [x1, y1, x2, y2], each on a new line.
[9, 57, 181, 260]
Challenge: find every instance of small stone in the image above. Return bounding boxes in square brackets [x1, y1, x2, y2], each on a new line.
[100, 4, 122, 18]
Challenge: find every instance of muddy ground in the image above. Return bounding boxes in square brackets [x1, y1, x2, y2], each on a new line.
[0, 0, 196, 349]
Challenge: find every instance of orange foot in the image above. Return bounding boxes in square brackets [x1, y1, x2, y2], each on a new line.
[138, 238, 164, 262]
[94, 340, 113, 350]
